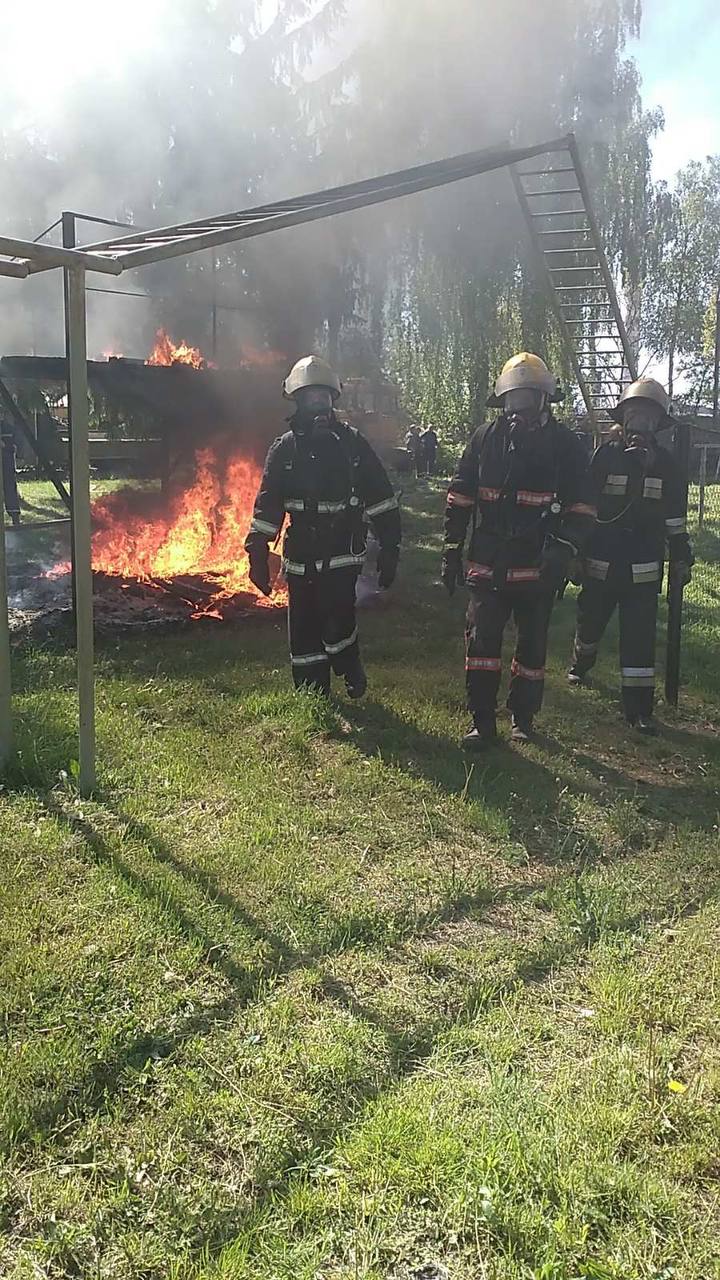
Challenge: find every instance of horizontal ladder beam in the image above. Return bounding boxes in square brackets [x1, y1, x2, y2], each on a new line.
[523, 188, 583, 198]
[530, 210, 589, 218]
[518, 167, 577, 176]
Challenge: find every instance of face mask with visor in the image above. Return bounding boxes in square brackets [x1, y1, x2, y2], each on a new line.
[503, 387, 546, 431]
[292, 386, 335, 433]
[622, 400, 663, 454]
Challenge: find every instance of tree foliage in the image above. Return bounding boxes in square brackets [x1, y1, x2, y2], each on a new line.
[640, 158, 720, 405]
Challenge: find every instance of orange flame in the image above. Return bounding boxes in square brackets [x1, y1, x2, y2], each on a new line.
[239, 344, 287, 370]
[146, 329, 207, 369]
[82, 448, 285, 616]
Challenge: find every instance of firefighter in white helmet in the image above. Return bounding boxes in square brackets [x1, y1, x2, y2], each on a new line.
[568, 378, 693, 733]
[442, 352, 596, 749]
[245, 355, 401, 698]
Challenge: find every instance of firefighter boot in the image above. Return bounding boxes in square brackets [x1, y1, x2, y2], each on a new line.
[462, 716, 498, 752]
[567, 668, 591, 688]
[511, 715, 534, 744]
[344, 656, 368, 700]
[631, 714, 658, 736]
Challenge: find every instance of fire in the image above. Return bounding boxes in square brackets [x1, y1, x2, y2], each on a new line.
[239, 344, 287, 369]
[85, 447, 285, 617]
[146, 329, 207, 369]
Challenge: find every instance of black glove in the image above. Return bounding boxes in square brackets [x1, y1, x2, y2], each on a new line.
[377, 545, 399, 589]
[441, 546, 464, 596]
[248, 547, 271, 597]
[670, 560, 692, 588]
[567, 556, 584, 587]
[540, 539, 574, 591]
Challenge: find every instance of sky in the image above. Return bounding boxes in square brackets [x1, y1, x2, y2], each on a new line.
[631, 0, 720, 180]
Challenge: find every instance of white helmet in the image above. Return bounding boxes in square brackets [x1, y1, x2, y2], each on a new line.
[610, 378, 670, 424]
[283, 355, 342, 401]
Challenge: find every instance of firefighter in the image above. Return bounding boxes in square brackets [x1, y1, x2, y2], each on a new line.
[567, 378, 693, 734]
[442, 352, 596, 750]
[1, 424, 21, 526]
[245, 355, 401, 698]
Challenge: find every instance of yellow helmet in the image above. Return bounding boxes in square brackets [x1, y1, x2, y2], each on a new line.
[283, 355, 342, 401]
[609, 378, 670, 423]
[494, 352, 557, 400]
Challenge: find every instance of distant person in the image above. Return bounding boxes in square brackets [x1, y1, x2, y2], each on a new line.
[442, 352, 595, 750]
[404, 425, 424, 479]
[421, 425, 439, 475]
[245, 356, 401, 699]
[568, 378, 693, 734]
[1, 424, 21, 527]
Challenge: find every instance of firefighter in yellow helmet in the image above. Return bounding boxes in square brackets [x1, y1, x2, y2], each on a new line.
[568, 378, 693, 733]
[442, 352, 596, 749]
[245, 356, 401, 698]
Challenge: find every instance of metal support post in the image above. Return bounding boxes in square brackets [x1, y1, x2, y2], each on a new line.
[707, 282, 712, 427]
[699, 444, 708, 529]
[64, 266, 95, 795]
[0, 439, 12, 767]
[211, 253, 218, 362]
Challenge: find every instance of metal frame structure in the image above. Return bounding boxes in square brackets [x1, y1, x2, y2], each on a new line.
[0, 131, 628, 794]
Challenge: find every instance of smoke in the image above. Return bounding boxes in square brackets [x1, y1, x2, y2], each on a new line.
[0, 0, 650, 389]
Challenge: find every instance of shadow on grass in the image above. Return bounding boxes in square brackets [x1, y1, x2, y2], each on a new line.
[8, 792, 546, 1159]
[345, 696, 606, 861]
[6, 794, 580, 1271]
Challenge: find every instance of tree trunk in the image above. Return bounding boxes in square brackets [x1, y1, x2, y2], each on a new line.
[668, 226, 691, 401]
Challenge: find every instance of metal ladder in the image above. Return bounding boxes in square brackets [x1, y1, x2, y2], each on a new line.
[510, 134, 637, 435]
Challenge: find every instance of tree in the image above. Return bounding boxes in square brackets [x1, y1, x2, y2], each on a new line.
[639, 158, 720, 402]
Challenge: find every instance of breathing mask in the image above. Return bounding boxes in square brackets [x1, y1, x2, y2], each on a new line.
[622, 400, 663, 459]
[292, 385, 335, 435]
[504, 387, 546, 441]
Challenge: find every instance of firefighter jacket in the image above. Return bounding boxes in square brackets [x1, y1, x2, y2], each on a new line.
[444, 415, 596, 588]
[582, 440, 693, 590]
[245, 415, 401, 576]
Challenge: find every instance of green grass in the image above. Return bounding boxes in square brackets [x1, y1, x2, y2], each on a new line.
[6, 477, 147, 524]
[2, 477, 720, 1279]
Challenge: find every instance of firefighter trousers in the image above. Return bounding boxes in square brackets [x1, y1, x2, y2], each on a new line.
[287, 568, 360, 693]
[571, 579, 658, 719]
[465, 584, 555, 723]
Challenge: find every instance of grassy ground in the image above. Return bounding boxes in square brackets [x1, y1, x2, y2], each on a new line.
[2, 477, 720, 1280]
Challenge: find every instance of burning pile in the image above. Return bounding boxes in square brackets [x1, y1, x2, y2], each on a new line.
[87, 446, 285, 620]
[37, 330, 287, 630]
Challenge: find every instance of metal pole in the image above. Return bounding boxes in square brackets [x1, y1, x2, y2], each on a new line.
[707, 286, 712, 430]
[64, 266, 95, 795]
[211, 253, 218, 363]
[0, 260, 29, 279]
[0, 438, 12, 767]
[63, 213, 79, 622]
[0, 234, 122, 275]
[699, 444, 708, 529]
